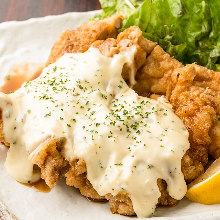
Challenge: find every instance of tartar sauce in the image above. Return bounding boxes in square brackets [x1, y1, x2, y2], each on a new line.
[0, 47, 189, 218]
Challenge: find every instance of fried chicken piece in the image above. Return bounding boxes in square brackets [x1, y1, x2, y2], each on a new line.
[29, 135, 177, 214]
[29, 137, 69, 188]
[0, 21, 158, 216]
[92, 26, 156, 84]
[106, 192, 135, 216]
[65, 159, 105, 201]
[29, 137, 105, 200]
[22, 26, 174, 216]
[46, 15, 123, 66]
[134, 43, 220, 181]
[28, 26, 175, 216]
[29, 137, 177, 216]
[168, 64, 220, 164]
[133, 45, 183, 96]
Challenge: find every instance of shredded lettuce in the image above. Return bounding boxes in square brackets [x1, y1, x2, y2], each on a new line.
[98, 0, 220, 70]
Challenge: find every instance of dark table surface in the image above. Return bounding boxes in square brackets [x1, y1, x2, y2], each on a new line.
[0, 0, 101, 23]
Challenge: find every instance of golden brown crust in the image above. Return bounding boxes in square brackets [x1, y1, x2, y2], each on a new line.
[168, 64, 220, 178]
[133, 45, 183, 96]
[65, 159, 105, 200]
[0, 111, 9, 147]
[1, 16, 219, 217]
[28, 24, 177, 216]
[181, 153, 204, 181]
[169, 65, 219, 146]
[92, 26, 156, 84]
[29, 137, 69, 188]
[106, 192, 135, 216]
[117, 26, 156, 70]
[134, 44, 220, 182]
[46, 15, 123, 66]
[157, 179, 178, 206]
[106, 179, 178, 216]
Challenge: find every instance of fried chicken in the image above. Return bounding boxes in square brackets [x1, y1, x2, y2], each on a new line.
[92, 26, 156, 84]
[29, 25, 177, 216]
[133, 45, 183, 96]
[134, 46, 220, 182]
[46, 15, 123, 66]
[43, 19, 220, 214]
[1, 15, 219, 217]
[168, 64, 220, 164]
[29, 137, 68, 188]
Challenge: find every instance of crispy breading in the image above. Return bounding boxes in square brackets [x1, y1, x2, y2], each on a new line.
[133, 45, 183, 96]
[46, 15, 123, 66]
[134, 46, 220, 181]
[29, 137, 177, 216]
[65, 159, 105, 201]
[106, 192, 135, 216]
[168, 64, 220, 166]
[92, 26, 156, 84]
[29, 137, 69, 188]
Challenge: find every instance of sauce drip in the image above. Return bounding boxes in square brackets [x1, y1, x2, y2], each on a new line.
[18, 179, 51, 193]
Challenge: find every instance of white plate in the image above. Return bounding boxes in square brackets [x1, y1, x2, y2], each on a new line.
[0, 11, 220, 220]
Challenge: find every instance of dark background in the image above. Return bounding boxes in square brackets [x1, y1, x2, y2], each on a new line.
[0, 0, 101, 23]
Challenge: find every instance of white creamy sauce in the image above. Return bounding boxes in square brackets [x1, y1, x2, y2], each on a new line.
[0, 47, 189, 218]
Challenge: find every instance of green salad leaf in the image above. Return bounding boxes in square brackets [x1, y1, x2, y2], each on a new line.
[98, 0, 220, 70]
